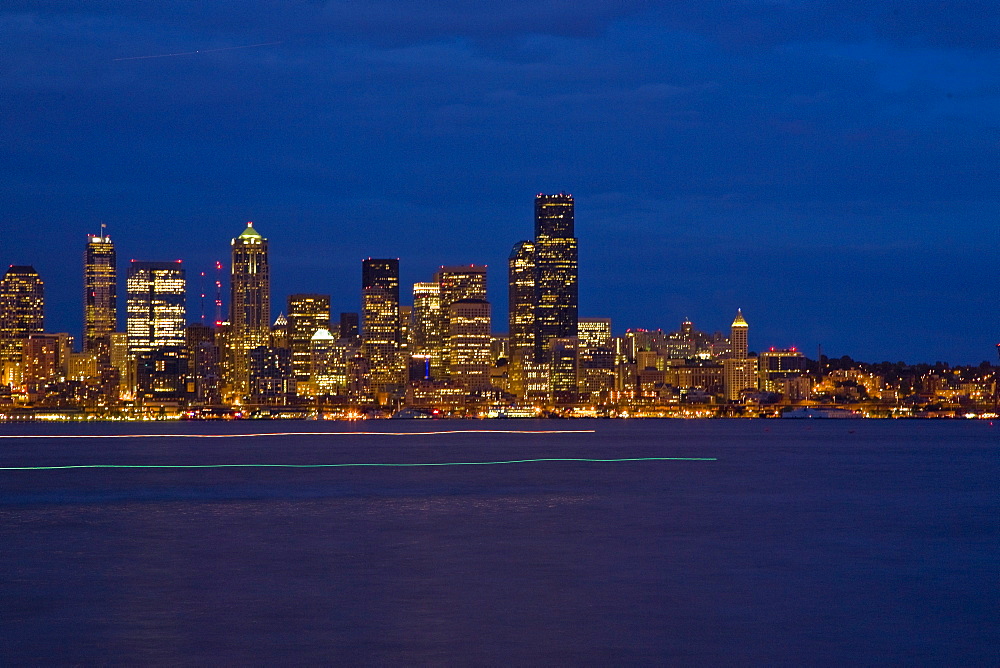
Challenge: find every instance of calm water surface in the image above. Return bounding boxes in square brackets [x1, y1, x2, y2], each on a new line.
[1, 420, 997, 665]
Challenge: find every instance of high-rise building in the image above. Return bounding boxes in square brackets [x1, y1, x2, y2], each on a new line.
[287, 294, 330, 381]
[0, 265, 44, 384]
[411, 282, 444, 374]
[507, 240, 536, 394]
[339, 312, 359, 341]
[361, 258, 401, 396]
[437, 265, 487, 307]
[724, 309, 756, 401]
[186, 322, 221, 405]
[548, 336, 580, 400]
[731, 309, 748, 359]
[125, 261, 186, 355]
[248, 346, 296, 405]
[399, 305, 412, 354]
[21, 334, 66, 389]
[308, 328, 340, 396]
[578, 318, 612, 351]
[757, 348, 808, 393]
[83, 230, 116, 359]
[447, 298, 492, 391]
[435, 265, 487, 377]
[533, 193, 578, 359]
[230, 222, 270, 395]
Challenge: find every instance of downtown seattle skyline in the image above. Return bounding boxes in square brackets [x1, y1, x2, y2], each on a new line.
[3, 3, 999, 364]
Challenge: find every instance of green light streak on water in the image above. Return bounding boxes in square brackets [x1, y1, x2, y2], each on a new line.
[0, 457, 715, 471]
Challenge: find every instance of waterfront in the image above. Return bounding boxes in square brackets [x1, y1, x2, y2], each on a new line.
[1, 420, 997, 664]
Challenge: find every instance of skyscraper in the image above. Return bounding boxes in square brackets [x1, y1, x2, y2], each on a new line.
[339, 312, 359, 341]
[0, 265, 44, 384]
[287, 294, 330, 381]
[126, 261, 187, 402]
[447, 298, 492, 391]
[84, 230, 116, 359]
[533, 193, 578, 360]
[435, 265, 487, 377]
[724, 309, 756, 401]
[577, 318, 612, 352]
[361, 258, 401, 396]
[507, 241, 536, 397]
[126, 261, 186, 355]
[230, 222, 270, 395]
[411, 282, 442, 354]
[731, 309, 748, 359]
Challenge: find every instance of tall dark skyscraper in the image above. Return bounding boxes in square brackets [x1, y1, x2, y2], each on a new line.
[361, 258, 401, 395]
[84, 229, 116, 359]
[0, 265, 44, 384]
[230, 222, 270, 395]
[339, 312, 359, 340]
[533, 193, 578, 359]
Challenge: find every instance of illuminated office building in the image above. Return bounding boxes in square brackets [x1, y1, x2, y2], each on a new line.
[577, 318, 612, 351]
[399, 305, 412, 354]
[723, 309, 756, 401]
[548, 336, 579, 399]
[83, 231, 116, 359]
[126, 261, 186, 355]
[436, 265, 487, 377]
[230, 222, 270, 395]
[126, 261, 187, 403]
[533, 193, 578, 359]
[361, 258, 401, 395]
[287, 294, 330, 381]
[411, 282, 444, 379]
[21, 334, 67, 389]
[447, 298, 492, 391]
[757, 347, 808, 393]
[310, 328, 358, 396]
[0, 265, 44, 383]
[507, 240, 535, 396]
[577, 319, 614, 403]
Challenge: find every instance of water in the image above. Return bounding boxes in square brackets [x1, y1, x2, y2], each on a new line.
[1, 420, 997, 665]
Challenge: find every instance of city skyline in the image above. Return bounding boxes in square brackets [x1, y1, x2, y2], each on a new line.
[2, 3, 999, 364]
[0, 204, 995, 368]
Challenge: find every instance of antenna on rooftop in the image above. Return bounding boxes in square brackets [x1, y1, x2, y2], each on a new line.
[199, 271, 207, 323]
[214, 261, 224, 325]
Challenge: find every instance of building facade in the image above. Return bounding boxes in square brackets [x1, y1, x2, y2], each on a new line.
[361, 258, 401, 397]
[126, 261, 185, 355]
[507, 240, 535, 397]
[83, 231, 116, 359]
[447, 298, 492, 391]
[533, 193, 578, 360]
[0, 265, 44, 385]
[230, 222, 270, 396]
[287, 294, 330, 382]
[723, 309, 756, 401]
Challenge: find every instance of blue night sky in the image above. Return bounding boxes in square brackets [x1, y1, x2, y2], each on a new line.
[2, 2, 998, 363]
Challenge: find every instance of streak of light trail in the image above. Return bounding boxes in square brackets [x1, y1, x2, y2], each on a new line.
[0, 457, 717, 471]
[113, 41, 282, 61]
[0, 430, 596, 439]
